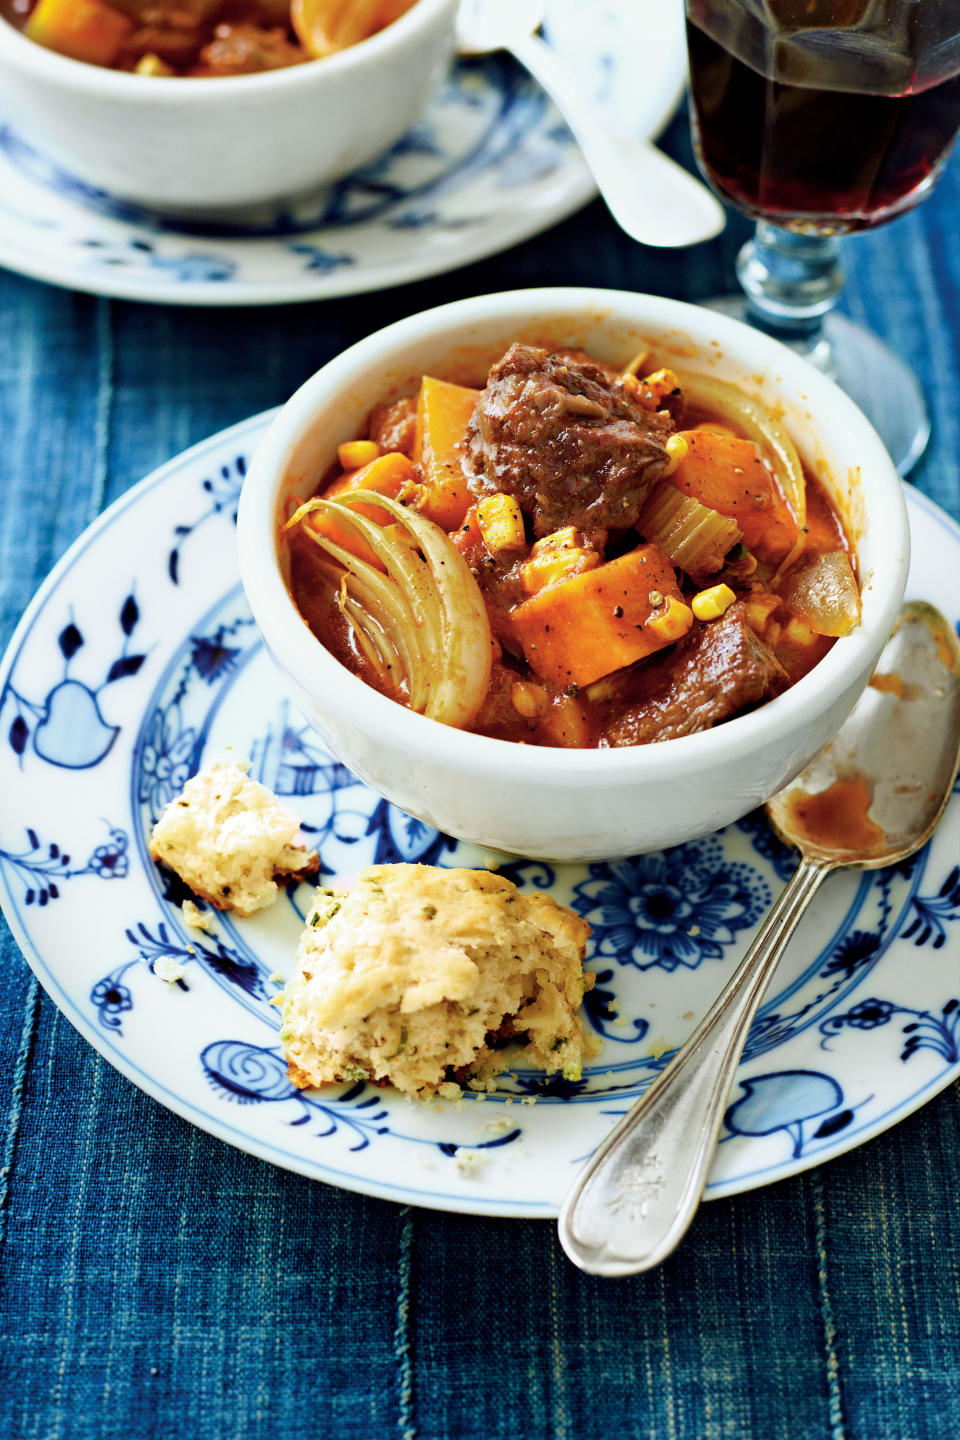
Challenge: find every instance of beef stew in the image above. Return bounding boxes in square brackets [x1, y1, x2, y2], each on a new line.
[1, 0, 416, 75]
[283, 342, 860, 749]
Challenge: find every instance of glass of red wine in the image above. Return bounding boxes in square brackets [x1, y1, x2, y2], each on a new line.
[684, 0, 960, 474]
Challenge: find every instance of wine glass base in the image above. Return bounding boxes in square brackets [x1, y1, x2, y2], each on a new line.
[705, 297, 930, 477]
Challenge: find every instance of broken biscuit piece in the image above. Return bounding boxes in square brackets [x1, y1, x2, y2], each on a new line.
[278, 863, 594, 1097]
[149, 762, 319, 918]
[181, 899, 214, 933]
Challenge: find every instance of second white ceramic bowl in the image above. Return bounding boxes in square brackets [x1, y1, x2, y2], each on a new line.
[0, 0, 457, 214]
[238, 288, 909, 861]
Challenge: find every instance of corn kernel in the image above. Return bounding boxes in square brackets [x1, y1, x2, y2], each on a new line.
[645, 596, 694, 643]
[337, 439, 381, 471]
[585, 677, 618, 703]
[642, 367, 679, 400]
[522, 529, 599, 593]
[692, 583, 736, 621]
[135, 52, 174, 75]
[511, 682, 548, 718]
[535, 526, 580, 553]
[398, 480, 427, 509]
[783, 617, 814, 647]
[662, 433, 689, 477]
[476, 493, 526, 553]
[745, 594, 781, 633]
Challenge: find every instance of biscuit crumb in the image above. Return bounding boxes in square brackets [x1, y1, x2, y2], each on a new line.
[181, 899, 213, 933]
[154, 956, 186, 985]
[482, 1117, 514, 1135]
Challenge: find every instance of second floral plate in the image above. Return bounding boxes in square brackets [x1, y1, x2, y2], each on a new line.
[0, 412, 957, 1216]
[0, 1, 686, 306]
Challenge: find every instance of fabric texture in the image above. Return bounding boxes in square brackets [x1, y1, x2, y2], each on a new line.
[0, 107, 958, 1440]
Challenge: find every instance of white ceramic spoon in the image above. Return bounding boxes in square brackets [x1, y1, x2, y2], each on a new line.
[457, 0, 726, 248]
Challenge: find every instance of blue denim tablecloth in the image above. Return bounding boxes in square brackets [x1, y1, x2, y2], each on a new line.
[1, 110, 958, 1440]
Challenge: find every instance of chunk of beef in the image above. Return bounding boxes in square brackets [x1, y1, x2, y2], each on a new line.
[603, 602, 787, 746]
[452, 515, 529, 649]
[110, 0, 225, 21]
[465, 344, 673, 544]
[195, 22, 305, 73]
[367, 397, 417, 457]
[112, 0, 220, 66]
[470, 550, 530, 652]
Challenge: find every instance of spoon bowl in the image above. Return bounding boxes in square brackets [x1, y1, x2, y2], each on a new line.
[768, 603, 960, 867]
[558, 601, 960, 1276]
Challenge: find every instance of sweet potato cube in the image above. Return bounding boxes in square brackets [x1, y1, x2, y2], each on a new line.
[671, 427, 799, 562]
[509, 544, 689, 688]
[414, 376, 481, 530]
[26, 0, 133, 66]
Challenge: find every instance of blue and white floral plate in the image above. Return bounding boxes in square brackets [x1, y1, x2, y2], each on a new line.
[1, 413, 957, 1216]
[0, 1, 685, 307]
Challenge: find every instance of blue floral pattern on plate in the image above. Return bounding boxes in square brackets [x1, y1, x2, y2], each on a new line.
[572, 841, 771, 973]
[0, 411, 957, 1216]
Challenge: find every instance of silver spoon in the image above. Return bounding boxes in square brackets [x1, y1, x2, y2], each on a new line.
[559, 601, 960, 1276]
[457, 0, 726, 249]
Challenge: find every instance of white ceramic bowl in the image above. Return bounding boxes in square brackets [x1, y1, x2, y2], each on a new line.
[238, 287, 910, 861]
[0, 0, 457, 214]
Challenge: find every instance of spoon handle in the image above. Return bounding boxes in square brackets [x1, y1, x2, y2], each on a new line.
[558, 855, 830, 1276]
[510, 32, 726, 249]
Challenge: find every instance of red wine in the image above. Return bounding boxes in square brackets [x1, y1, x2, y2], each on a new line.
[686, 0, 960, 233]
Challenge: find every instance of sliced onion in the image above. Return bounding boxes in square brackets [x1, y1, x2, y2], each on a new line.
[287, 492, 493, 728]
[341, 595, 403, 688]
[779, 551, 861, 637]
[622, 346, 651, 377]
[312, 553, 427, 707]
[677, 372, 806, 531]
[357, 492, 496, 726]
[290, 0, 384, 57]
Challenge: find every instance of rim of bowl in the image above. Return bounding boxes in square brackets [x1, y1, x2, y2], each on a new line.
[0, 0, 454, 98]
[238, 286, 910, 785]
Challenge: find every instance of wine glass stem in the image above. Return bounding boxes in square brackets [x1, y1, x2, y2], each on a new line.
[737, 222, 845, 372]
